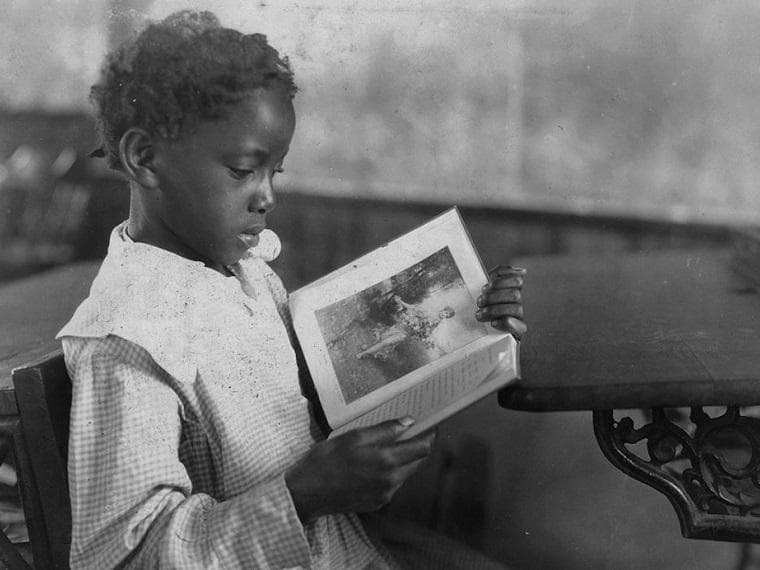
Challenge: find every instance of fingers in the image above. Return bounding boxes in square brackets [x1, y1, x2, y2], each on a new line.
[365, 432, 435, 508]
[478, 264, 527, 339]
[385, 429, 436, 464]
[351, 417, 416, 445]
[485, 267, 525, 292]
[488, 265, 527, 281]
[489, 275, 524, 289]
[477, 302, 523, 320]
[350, 421, 435, 462]
[479, 288, 521, 305]
[491, 316, 528, 339]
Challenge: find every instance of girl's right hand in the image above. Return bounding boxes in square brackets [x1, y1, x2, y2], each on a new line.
[284, 418, 435, 523]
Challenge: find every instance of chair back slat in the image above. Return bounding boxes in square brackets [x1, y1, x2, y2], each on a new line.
[12, 350, 72, 570]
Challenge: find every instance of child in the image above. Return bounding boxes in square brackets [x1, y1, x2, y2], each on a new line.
[58, 10, 527, 569]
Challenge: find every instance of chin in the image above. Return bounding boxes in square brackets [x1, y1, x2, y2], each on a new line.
[220, 244, 249, 266]
[199, 246, 240, 270]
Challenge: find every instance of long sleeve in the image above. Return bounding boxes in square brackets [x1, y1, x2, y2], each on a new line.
[64, 335, 313, 570]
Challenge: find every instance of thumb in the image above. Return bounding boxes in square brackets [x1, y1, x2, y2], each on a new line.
[356, 417, 415, 445]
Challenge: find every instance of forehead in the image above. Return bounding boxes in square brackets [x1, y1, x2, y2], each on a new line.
[189, 89, 296, 152]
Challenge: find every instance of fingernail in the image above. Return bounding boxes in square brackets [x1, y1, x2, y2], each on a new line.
[476, 296, 484, 307]
[482, 284, 490, 292]
[398, 417, 415, 427]
[509, 266, 527, 273]
[476, 309, 484, 317]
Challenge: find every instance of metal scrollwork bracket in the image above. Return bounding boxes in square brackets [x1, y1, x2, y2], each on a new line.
[594, 406, 760, 543]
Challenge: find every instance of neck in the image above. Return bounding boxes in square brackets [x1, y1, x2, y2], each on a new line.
[127, 183, 226, 274]
[126, 183, 171, 251]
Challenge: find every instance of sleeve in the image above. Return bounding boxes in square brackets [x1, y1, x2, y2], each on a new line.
[63, 335, 313, 570]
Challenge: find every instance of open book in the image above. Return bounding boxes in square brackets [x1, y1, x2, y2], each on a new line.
[289, 208, 520, 440]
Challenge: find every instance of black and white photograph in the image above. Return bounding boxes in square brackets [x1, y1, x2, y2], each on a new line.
[4, 1, 760, 569]
[315, 246, 488, 404]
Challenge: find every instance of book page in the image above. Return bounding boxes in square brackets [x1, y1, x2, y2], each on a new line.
[330, 335, 517, 438]
[290, 208, 502, 429]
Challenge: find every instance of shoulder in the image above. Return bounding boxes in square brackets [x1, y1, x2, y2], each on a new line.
[62, 335, 185, 408]
[58, 254, 201, 383]
[63, 336, 185, 436]
[62, 335, 165, 379]
[59, 240, 198, 330]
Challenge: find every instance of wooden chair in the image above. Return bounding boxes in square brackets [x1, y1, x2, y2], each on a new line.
[10, 351, 72, 569]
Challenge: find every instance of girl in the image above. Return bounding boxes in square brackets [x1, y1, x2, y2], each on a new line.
[58, 10, 526, 569]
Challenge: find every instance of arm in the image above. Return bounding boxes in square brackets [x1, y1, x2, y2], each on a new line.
[64, 335, 311, 570]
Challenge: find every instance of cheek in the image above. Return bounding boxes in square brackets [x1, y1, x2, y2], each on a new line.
[202, 195, 249, 238]
[159, 185, 223, 242]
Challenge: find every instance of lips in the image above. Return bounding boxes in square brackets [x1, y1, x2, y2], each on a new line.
[238, 227, 264, 249]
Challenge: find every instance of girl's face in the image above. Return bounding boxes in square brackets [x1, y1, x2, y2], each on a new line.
[149, 88, 295, 271]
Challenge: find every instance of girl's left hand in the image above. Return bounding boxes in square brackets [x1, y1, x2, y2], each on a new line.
[476, 265, 527, 340]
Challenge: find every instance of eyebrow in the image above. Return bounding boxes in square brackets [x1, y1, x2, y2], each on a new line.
[224, 147, 289, 164]
[226, 148, 267, 161]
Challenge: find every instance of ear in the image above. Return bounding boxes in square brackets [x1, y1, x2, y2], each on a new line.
[119, 127, 159, 189]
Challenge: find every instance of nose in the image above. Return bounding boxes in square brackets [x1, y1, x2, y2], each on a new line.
[249, 175, 276, 214]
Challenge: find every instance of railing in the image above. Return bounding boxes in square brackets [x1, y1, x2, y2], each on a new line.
[270, 190, 734, 290]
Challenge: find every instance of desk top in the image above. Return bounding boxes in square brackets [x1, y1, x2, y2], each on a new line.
[0, 262, 99, 413]
[499, 248, 760, 412]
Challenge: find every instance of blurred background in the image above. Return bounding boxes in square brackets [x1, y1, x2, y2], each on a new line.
[2, 0, 760, 568]
[3, 0, 757, 286]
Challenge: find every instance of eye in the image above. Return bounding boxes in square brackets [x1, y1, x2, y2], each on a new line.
[227, 167, 255, 180]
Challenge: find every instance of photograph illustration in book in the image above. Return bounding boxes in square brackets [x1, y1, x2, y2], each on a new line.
[314, 246, 489, 404]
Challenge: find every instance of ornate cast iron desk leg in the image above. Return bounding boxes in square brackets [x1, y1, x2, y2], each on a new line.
[594, 407, 760, 544]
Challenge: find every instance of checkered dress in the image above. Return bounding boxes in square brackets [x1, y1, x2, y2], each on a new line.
[58, 224, 394, 569]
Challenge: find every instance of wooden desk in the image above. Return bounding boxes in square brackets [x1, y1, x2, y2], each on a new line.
[0, 262, 99, 414]
[499, 248, 760, 543]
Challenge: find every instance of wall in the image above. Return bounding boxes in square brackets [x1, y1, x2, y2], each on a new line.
[145, 0, 760, 225]
[3, 2, 760, 226]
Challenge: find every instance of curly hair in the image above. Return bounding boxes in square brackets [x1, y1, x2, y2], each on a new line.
[90, 10, 297, 169]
